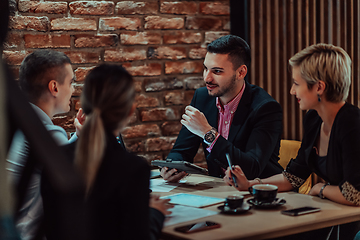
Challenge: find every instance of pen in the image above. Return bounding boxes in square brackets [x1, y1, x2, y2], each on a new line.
[225, 153, 238, 187]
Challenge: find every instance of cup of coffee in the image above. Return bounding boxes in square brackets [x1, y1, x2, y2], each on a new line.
[249, 184, 278, 203]
[224, 195, 244, 210]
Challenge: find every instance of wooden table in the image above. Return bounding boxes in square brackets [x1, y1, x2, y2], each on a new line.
[154, 174, 360, 240]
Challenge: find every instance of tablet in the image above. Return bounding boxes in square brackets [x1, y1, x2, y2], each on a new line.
[151, 160, 208, 175]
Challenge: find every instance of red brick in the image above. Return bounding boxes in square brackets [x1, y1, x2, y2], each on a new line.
[145, 137, 177, 151]
[3, 50, 30, 65]
[124, 140, 145, 153]
[24, 34, 71, 48]
[165, 61, 203, 74]
[74, 34, 118, 48]
[104, 48, 147, 62]
[144, 77, 183, 92]
[19, 0, 67, 14]
[204, 31, 230, 45]
[128, 111, 138, 124]
[164, 92, 184, 105]
[4, 32, 23, 49]
[184, 90, 195, 105]
[148, 46, 186, 60]
[74, 99, 81, 111]
[121, 32, 162, 45]
[69, 1, 114, 15]
[139, 154, 164, 162]
[184, 76, 205, 90]
[163, 32, 201, 44]
[145, 16, 184, 30]
[186, 16, 222, 30]
[99, 17, 141, 31]
[135, 94, 160, 108]
[51, 18, 97, 31]
[189, 47, 207, 59]
[9, 16, 49, 31]
[122, 124, 161, 139]
[223, 17, 230, 31]
[116, 1, 158, 14]
[64, 51, 100, 64]
[141, 108, 179, 121]
[134, 81, 142, 92]
[122, 63, 162, 76]
[74, 66, 95, 82]
[161, 122, 182, 136]
[160, 2, 197, 14]
[72, 82, 84, 96]
[199, 2, 230, 15]
[52, 115, 75, 131]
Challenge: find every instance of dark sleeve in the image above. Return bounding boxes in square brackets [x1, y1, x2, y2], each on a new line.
[211, 100, 283, 179]
[149, 208, 165, 240]
[117, 159, 152, 240]
[284, 111, 317, 188]
[166, 90, 202, 163]
[337, 110, 360, 205]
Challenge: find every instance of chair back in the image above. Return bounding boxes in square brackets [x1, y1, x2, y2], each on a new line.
[279, 140, 312, 194]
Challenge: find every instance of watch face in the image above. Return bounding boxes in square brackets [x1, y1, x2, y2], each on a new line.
[205, 131, 216, 143]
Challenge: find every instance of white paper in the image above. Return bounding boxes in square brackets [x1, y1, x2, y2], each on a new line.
[161, 193, 225, 208]
[150, 179, 187, 192]
[164, 205, 218, 227]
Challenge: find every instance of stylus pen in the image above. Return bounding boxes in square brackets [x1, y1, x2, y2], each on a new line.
[225, 153, 238, 187]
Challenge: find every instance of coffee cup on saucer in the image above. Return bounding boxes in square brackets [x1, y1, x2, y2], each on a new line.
[224, 195, 244, 211]
[249, 184, 278, 204]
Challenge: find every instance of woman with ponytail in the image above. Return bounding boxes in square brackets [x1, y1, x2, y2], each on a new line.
[42, 64, 169, 240]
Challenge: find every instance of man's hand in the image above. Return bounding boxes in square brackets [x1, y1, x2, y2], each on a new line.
[180, 106, 212, 138]
[223, 165, 250, 191]
[149, 195, 173, 216]
[74, 108, 86, 137]
[160, 167, 187, 183]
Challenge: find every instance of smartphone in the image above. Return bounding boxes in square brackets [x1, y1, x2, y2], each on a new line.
[174, 221, 221, 233]
[281, 206, 320, 216]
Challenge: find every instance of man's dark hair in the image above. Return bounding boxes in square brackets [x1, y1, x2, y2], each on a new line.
[207, 35, 251, 70]
[19, 49, 71, 103]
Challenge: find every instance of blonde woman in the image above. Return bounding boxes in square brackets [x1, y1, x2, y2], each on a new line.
[225, 44, 360, 239]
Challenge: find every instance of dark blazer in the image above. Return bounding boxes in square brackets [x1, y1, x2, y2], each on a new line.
[286, 103, 360, 205]
[167, 81, 283, 179]
[41, 132, 164, 240]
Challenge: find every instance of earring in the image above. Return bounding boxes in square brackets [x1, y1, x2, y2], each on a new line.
[317, 94, 321, 102]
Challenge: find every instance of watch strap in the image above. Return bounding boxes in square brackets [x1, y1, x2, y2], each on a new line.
[319, 183, 330, 199]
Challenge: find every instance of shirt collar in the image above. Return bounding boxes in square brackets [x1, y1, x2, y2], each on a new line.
[30, 103, 54, 126]
[216, 83, 246, 114]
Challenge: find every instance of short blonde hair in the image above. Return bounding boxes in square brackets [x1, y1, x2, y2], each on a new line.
[289, 43, 351, 102]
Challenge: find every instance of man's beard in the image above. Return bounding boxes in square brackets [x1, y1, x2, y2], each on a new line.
[208, 74, 237, 98]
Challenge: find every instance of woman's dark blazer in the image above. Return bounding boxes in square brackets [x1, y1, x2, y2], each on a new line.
[285, 103, 360, 205]
[167, 81, 284, 179]
[41, 132, 164, 240]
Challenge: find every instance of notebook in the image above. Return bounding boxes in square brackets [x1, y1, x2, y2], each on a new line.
[161, 193, 225, 208]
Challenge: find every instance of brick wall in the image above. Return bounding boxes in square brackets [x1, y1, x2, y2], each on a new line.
[3, 0, 230, 165]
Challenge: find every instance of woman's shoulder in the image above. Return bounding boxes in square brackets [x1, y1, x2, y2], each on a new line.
[338, 102, 360, 116]
[335, 102, 360, 124]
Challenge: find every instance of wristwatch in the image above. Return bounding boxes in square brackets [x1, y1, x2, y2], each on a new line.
[319, 183, 330, 199]
[204, 127, 218, 145]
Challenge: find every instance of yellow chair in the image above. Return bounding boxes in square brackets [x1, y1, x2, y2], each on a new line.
[279, 140, 312, 194]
